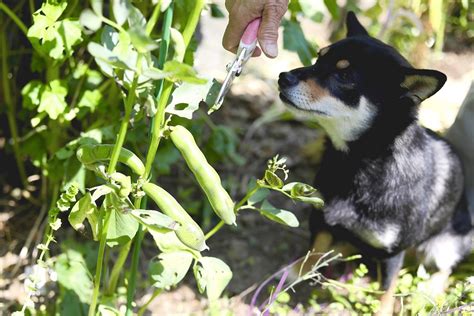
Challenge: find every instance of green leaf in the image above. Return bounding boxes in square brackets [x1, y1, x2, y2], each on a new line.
[28, 2, 82, 61]
[128, 27, 159, 53]
[247, 188, 270, 206]
[98, 305, 120, 316]
[38, 80, 68, 120]
[166, 79, 214, 119]
[88, 42, 132, 70]
[194, 257, 232, 300]
[21, 80, 44, 109]
[298, 0, 324, 22]
[69, 193, 96, 231]
[55, 249, 93, 303]
[149, 251, 193, 289]
[41, 1, 68, 22]
[264, 170, 284, 189]
[101, 25, 120, 50]
[58, 20, 83, 54]
[105, 195, 139, 247]
[80, 9, 102, 32]
[163, 61, 207, 84]
[77, 90, 102, 112]
[142, 67, 168, 80]
[90, 185, 114, 202]
[112, 0, 131, 26]
[210, 3, 225, 18]
[86, 205, 100, 241]
[170, 28, 186, 61]
[323, 0, 340, 19]
[258, 200, 299, 227]
[127, 6, 146, 28]
[282, 19, 317, 66]
[91, 0, 103, 16]
[130, 209, 177, 232]
[204, 79, 223, 113]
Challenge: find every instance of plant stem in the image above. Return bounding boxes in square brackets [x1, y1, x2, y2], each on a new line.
[107, 77, 139, 174]
[89, 53, 141, 314]
[105, 240, 131, 295]
[1, 31, 27, 188]
[145, 0, 161, 36]
[137, 289, 162, 316]
[144, 0, 205, 176]
[100, 16, 127, 34]
[181, 0, 205, 47]
[124, 6, 175, 315]
[204, 220, 224, 240]
[125, 227, 145, 316]
[88, 209, 112, 316]
[125, 1, 206, 313]
[0, 3, 28, 35]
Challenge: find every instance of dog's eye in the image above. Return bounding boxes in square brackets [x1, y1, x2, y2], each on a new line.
[334, 71, 356, 89]
[335, 71, 350, 82]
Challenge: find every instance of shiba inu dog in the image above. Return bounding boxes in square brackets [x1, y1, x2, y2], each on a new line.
[278, 12, 472, 314]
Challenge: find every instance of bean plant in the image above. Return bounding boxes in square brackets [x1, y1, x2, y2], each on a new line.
[2, 0, 323, 315]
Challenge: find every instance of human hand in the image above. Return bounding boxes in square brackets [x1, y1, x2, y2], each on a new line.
[222, 0, 288, 58]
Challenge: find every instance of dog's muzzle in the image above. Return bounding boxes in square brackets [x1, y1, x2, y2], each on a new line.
[278, 72, 299, 89]
[278, 72, 300, 106]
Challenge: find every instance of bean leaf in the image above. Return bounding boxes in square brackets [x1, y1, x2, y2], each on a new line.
[247, 188, 270, 206]
[194, 257, 232, 300]
[112, 0, 131, 26]
[105, 195, 139, 247]
[323, 0, 340, 19]
[166, 79, 214, 119]
[258, 200, 299, 227]
[68, 192, 96, 230]
[55, 250, 93, 303]
[128, 27, 158, 53]
[264, 170, 284, 189]
[80, 9, 102, 32]
[91, 0, 103, 16]
[282, 19, 317, 66]
[149, 251, 194, 289]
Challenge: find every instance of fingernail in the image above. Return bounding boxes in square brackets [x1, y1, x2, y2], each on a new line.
[263, 42, 278, 58]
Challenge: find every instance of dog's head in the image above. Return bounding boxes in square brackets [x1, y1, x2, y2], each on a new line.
[278, 12, 446, 151]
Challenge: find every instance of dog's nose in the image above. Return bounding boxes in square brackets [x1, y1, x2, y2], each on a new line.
[278, 72, 299, 88]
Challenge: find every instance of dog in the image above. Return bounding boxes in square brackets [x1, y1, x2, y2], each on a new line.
[278, 12, 472, 314]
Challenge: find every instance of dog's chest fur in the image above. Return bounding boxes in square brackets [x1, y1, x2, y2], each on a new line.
[315, 123, 463, 254]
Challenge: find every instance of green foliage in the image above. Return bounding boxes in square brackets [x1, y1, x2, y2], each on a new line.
[194, 257, 233, 300]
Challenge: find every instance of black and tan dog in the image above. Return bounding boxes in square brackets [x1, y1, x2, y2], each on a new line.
[279, 12, 472, 314]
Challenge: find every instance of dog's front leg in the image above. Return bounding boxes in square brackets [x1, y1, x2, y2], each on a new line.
[376, 251, 405, 316]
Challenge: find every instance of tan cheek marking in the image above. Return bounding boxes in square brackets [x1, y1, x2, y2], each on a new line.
[336, 59, 350, 69]
[319, 46, 330, 56]
[302, 79, 329, 101]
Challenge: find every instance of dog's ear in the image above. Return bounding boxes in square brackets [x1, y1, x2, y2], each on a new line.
[346, 11, 369, 37]
[400, 67, 447, 103]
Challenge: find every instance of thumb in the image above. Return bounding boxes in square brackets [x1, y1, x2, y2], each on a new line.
[258, 1, 287, 58]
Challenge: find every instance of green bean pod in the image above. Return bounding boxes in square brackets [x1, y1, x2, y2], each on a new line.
[76, 144, 145, 176]
[142, 182, 208, 251]
[170, 126, 236, 225]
